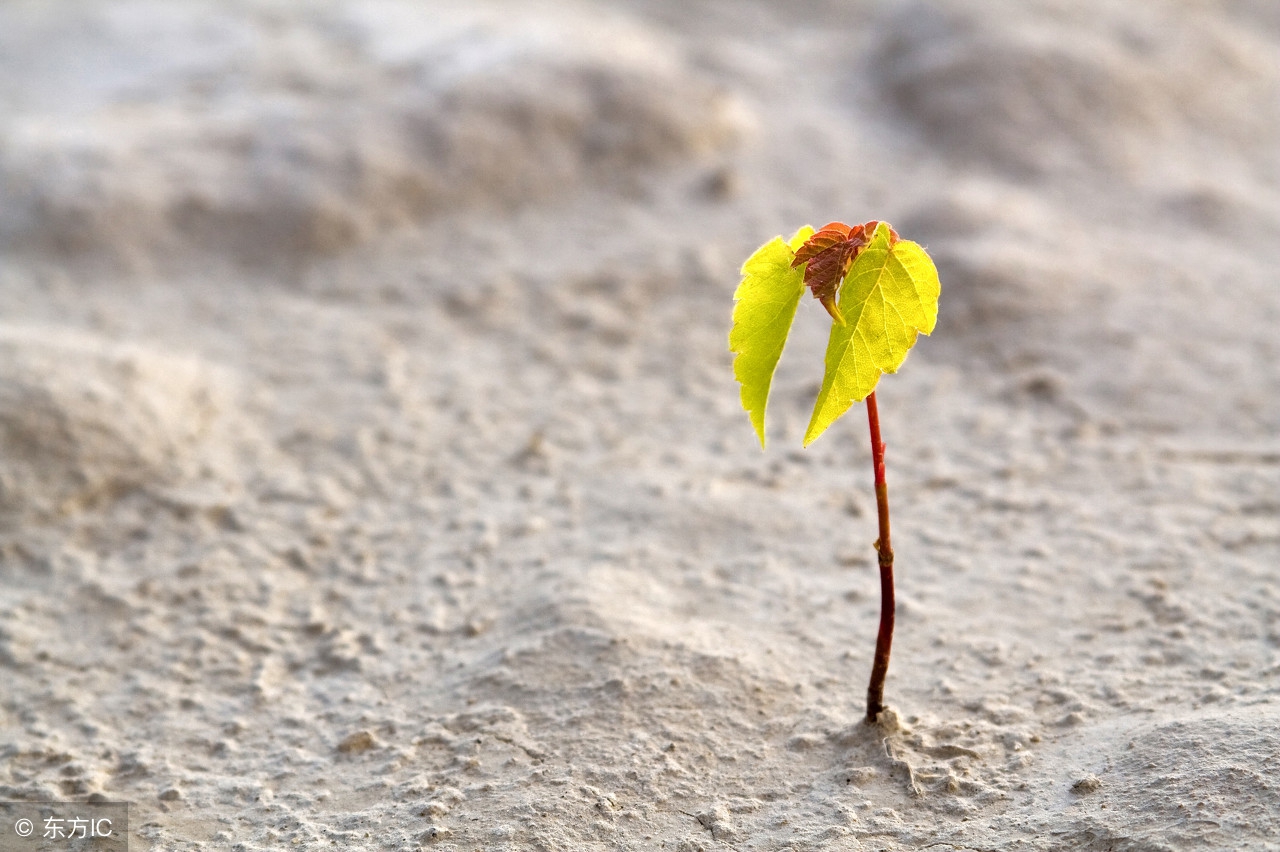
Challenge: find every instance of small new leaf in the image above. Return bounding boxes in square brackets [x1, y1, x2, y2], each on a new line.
[804, 222, 940, 446]
[730, 226, 814, 448]
[791, 221, 883, 323]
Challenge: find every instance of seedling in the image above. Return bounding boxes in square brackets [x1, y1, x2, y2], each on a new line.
[729, 221, 940, 723]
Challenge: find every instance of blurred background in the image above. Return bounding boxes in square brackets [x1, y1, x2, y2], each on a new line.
[1, 2, 1278, 849]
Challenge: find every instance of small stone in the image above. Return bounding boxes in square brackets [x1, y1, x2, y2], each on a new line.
[464, 617, 492, 638]
[337, 731, 377, 754]
[697, 805, 737, 841]
[1071, 774, 1102, 794]
[419, 825, 452, 843]
[158, 787, 182, 802]
[845, 766, 877, 787]
[417, 801, 449, 818]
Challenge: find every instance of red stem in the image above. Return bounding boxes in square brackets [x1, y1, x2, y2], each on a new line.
[864, 391, 895, 723]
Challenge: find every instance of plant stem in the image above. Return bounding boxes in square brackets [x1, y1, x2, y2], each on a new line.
[864, 390, 895, 724]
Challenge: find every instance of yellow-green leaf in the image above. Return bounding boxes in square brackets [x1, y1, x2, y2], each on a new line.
[730, 226, 814, 448]
[803, 223, 939, 446]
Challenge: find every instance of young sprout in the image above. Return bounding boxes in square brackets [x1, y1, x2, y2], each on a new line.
[729, 221, 940, 723]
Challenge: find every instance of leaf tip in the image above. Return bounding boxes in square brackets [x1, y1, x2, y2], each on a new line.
[749, 411, 767, 450]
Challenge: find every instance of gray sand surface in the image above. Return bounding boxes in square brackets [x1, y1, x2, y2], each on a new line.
[1, 1, 1278, 849]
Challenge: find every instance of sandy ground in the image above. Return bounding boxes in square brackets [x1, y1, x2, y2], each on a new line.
[1, 1, 1279, 849]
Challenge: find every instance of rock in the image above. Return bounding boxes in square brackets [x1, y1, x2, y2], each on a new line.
[337, 731, 378, 754]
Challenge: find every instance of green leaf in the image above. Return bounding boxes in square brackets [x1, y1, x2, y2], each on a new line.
[803, 223, 940, 446]
[730, 226, 814, 448]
